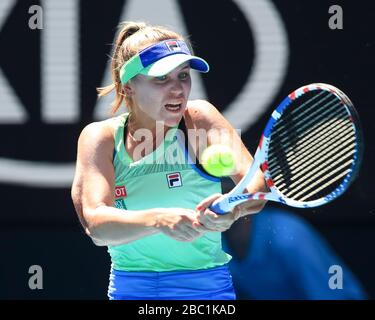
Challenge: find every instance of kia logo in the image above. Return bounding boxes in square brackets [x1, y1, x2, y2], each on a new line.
[0, 0, 288, 187]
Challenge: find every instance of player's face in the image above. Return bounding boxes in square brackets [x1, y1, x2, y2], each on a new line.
[128, 63, 192, 128]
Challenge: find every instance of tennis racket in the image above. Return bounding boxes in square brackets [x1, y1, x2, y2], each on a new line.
[210, 83, 363, 214]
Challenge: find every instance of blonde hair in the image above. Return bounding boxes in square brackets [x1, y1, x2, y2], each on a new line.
[97, 21, 188, 115]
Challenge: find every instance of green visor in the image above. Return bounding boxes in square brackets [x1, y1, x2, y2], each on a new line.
[120, 39, 209, 84]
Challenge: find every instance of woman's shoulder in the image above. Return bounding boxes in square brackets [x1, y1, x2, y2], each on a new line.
[78, 114, 126, 146]
[185, 99, 222, 129]
[185, 99, 230, 131]
[186, 99, 217, 118]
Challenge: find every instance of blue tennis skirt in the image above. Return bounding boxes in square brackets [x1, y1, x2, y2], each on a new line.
[108, 264, 236, 300]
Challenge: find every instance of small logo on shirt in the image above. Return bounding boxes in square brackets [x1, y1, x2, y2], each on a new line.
[167, 172, 182, 188]
[166, 40, 181, 52]
[115, 198, 127, 210]
[115, 185, 127, 198]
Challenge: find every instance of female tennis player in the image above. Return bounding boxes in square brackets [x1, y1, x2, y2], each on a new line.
[71, 21, 267, 300]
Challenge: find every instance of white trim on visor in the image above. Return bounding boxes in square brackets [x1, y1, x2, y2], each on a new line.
[140, 54, 210, 77]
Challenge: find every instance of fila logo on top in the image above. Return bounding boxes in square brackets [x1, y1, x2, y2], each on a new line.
[167, 173, 182, 188]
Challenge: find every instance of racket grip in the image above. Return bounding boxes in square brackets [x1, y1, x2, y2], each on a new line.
[209, 198, 231, 215]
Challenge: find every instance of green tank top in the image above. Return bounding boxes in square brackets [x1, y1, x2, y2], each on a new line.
[107, 113, 231, 271]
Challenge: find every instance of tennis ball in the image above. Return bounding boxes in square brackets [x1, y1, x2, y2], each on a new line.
[201, 144, 236, 177]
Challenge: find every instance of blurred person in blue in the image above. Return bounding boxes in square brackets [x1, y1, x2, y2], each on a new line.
[223, 207, 367, 299]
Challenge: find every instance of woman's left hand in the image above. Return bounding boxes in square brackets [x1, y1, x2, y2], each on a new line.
[195, 194, 238, 232]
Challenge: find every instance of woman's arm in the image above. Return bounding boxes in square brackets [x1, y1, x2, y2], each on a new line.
[71, 121, 160, 246]
[71, 121, 203, 246]
[185, 100, 268, 219]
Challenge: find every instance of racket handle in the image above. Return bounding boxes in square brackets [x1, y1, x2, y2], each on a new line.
[210, 191, 276, 214]
[209, 197, 232, 215]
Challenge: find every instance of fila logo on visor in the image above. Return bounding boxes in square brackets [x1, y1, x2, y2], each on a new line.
[167, 172, 182, 188]
[166, 41, 181, 52]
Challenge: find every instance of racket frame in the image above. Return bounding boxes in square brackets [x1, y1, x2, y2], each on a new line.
[211, 83, 363, 214]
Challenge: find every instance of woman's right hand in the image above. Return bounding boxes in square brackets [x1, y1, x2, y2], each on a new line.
[154, 209, 207, 242]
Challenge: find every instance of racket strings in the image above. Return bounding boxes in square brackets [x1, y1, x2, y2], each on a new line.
[276, 90, 328, 127]
[269, 91, 347, 162]
[268, 99, 349, 179]
[267, 90, 357, 202]
[268, 107, 348, 162]
[272, 91, 334, 138]
[273, 134, 356, 201]
[272, 132, 355, 189]
[275, 143, 355, 195]
[291, 159, 354, 201]
[270, 96, 343, 149]
[266, 93, 338, 188]
[269, 118, 354, 177]
[271, 134, 355, 199]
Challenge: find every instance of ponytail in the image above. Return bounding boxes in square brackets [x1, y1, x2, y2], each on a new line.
[97, 22, 147, 114]
[97, 21, 185, 115]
